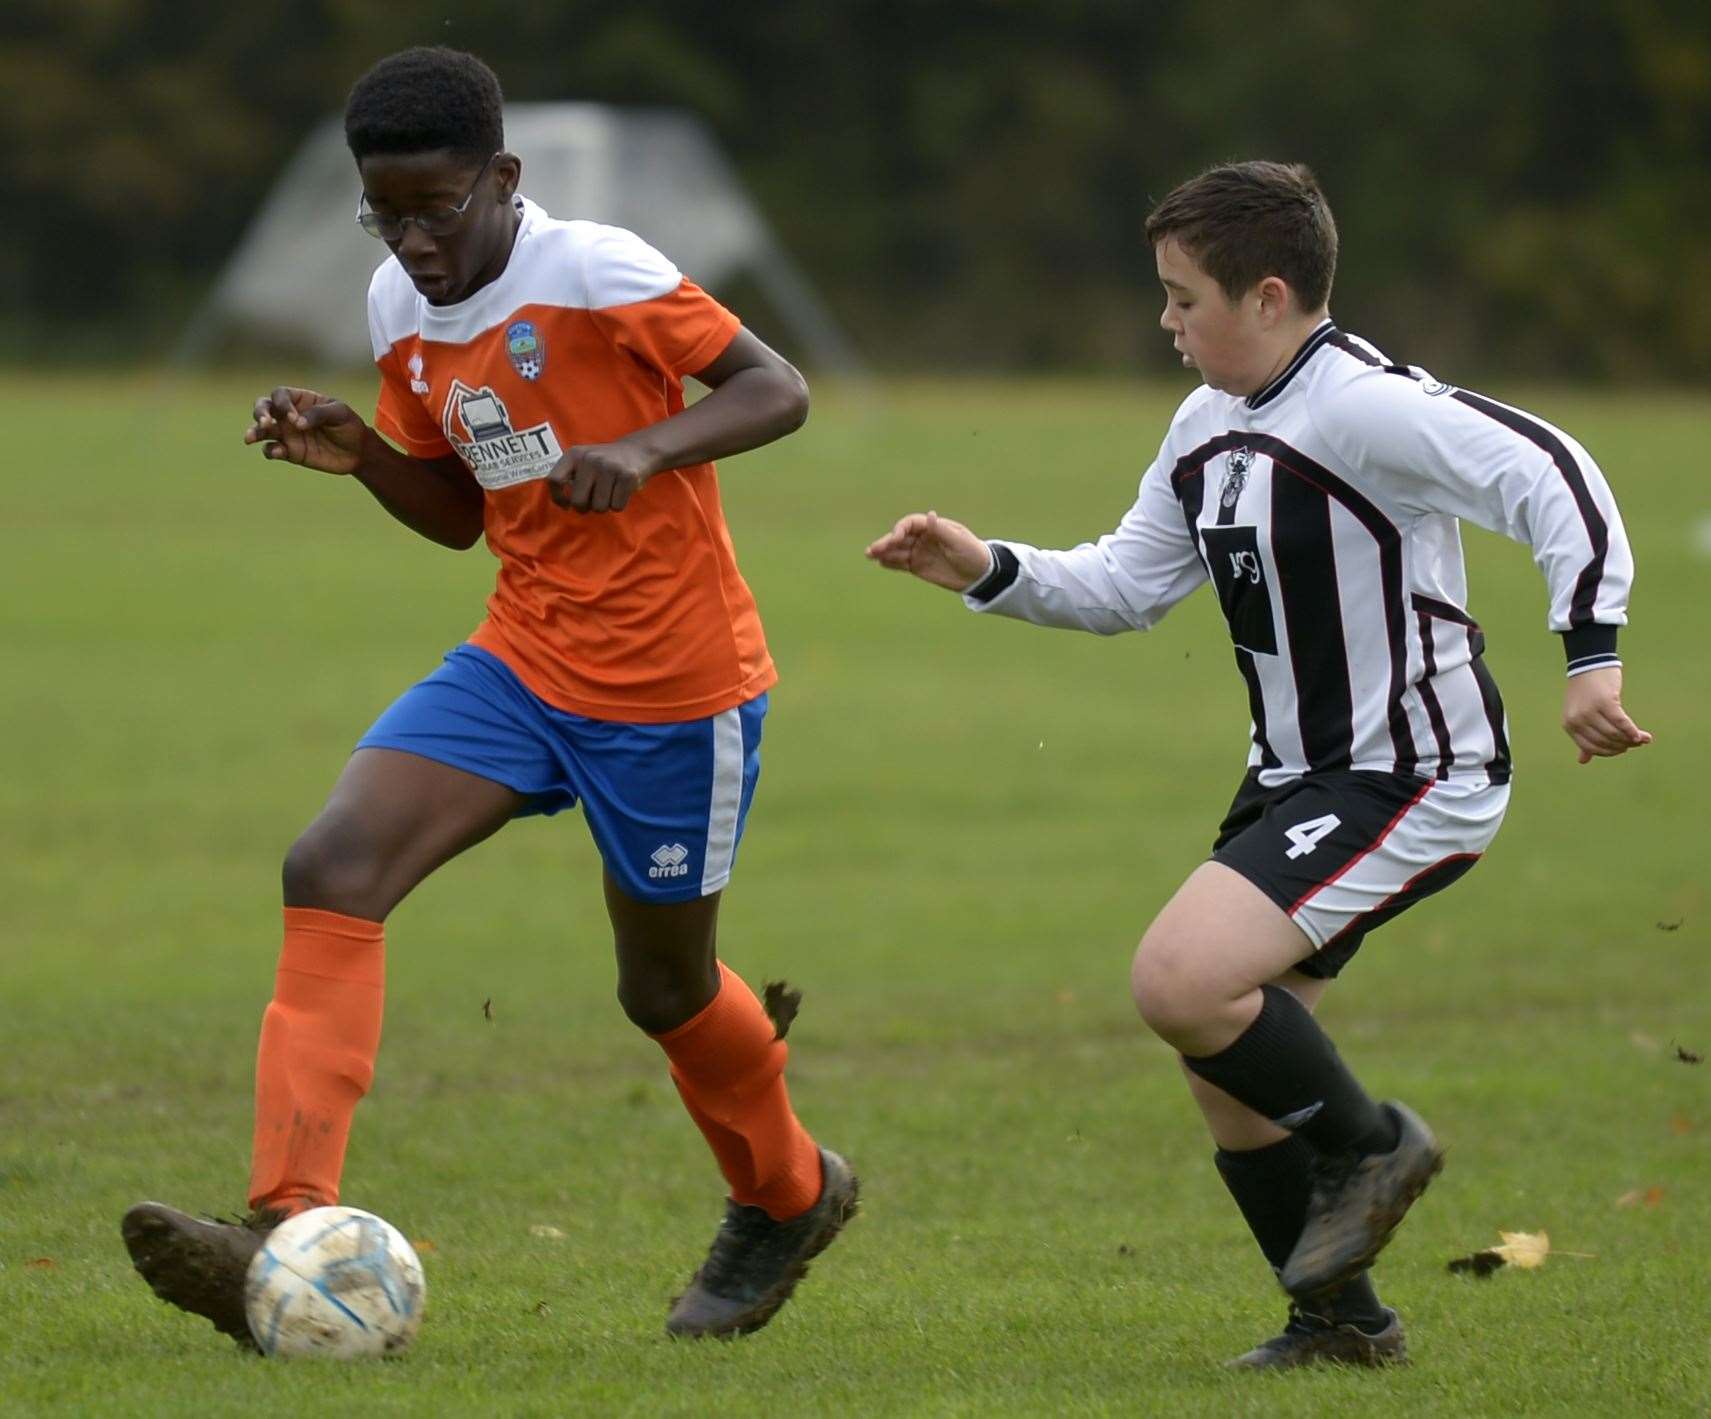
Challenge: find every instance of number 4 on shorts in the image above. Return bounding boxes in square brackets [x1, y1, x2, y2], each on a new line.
[1283, 813, 1342, 859]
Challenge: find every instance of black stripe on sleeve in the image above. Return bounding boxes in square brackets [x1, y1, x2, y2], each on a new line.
[1326, 331, 1382, 368]
[1561, 623, 1619, 671]
[1450, 389, 1610, 627]
[965, 542, 1020, 603]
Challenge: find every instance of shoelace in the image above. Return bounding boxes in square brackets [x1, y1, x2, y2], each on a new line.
[214, 1207, 286, 1233]
[1283, 1302, 1334, 1336]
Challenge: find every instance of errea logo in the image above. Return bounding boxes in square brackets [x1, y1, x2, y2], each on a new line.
[648, 843, 690, 880]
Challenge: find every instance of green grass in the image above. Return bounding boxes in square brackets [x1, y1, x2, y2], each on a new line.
[1, 372, 1707, 1416]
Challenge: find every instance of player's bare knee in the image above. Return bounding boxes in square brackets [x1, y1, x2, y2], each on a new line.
[615, 949, 719, 1035]
[616, 975, 705, 1035]
[1131, 941, 1204, 1041]
[281, 817, 386, 917]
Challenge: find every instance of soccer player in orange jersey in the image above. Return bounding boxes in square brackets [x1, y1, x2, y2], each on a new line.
[121, 46, 855, 1346]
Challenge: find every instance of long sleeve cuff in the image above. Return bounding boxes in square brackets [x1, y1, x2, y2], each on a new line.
[1561, 624, 1621, 677]
[964, 542, 1019, 604]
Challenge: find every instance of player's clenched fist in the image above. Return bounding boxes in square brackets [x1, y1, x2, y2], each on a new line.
[547, 441, 655, 513]
[1561, 666, 1652, 764]
[244, 387, 369, 476]
[865, 510, 993, 592]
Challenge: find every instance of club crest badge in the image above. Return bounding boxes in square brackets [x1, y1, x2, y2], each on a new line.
[1220, 447, 1254, 509]
[505, 319, 545, 381]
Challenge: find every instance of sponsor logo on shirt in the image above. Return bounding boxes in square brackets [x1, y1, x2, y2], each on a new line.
[441, 379, 562, 489]
[407, 351, 430, 396]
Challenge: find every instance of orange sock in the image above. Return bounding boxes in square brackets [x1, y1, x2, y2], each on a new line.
[247, 907, 385, 1215]
[653, 962, 823, 1220]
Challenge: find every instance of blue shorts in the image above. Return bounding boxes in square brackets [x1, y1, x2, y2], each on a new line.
[357, 645, 766, 904]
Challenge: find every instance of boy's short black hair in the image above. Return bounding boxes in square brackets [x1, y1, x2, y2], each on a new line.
[344, 47, 504, 163]
[1145, 161, 1338, 311]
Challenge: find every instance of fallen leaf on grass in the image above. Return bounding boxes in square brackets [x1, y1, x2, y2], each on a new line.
[1654, 918, 1684, 932]
[530, 1224, 567, 1240]
[1670, 1114, 1695, 1135]
[1614, 1187, 1665, 1209]
[1672, 1042, 1703, 1065]
[482, 997, 494, 1022]
[533, 1300, 551, 1317]
[24, 1257, 56, 1270]
[1448, 1229, 1590, 1277]
[1491, 1229, 1551, 1269]
[411, 1238, 438, 1253]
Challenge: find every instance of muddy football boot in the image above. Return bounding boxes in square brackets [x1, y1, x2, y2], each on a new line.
[121, 1202, 286, 1349]
[666, 1148, 859, 1338]
[1279, 1102, 1444, 1298]
[1228, 1305, 1407, 1369]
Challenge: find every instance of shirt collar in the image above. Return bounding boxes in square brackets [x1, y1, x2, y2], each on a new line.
[1246, 319, 1337, 410]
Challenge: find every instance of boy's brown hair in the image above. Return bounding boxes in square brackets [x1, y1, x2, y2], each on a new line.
[1145, 161, 1338, 311]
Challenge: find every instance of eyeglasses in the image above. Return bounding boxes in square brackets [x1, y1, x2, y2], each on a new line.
[356, 153, 496, 241]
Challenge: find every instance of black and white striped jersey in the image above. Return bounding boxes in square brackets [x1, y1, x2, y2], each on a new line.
[964, 321, 1632, 787]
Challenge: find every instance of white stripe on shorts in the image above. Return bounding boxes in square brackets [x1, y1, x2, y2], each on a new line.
[1290, 777, 1510, 948]
[701, 707, 745, 895]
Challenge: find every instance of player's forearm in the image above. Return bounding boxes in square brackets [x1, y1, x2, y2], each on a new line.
[631, 365, 810, 475]
[351, 434, 485, 549]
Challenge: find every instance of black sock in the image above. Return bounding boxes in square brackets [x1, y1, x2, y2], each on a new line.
[1327, 1272, 1389, 1331]
[1184, 984, 1399, 1157]
[1213, 1134, 1314, 1272]
[1214, 1136, 1388, 1331]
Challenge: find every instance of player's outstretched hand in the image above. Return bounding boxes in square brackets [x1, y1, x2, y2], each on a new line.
[244, 387, 368, 476]
[1562, 666, 1652, 764]
[547, 440, 654, 513]
[865, 511, 992, 592]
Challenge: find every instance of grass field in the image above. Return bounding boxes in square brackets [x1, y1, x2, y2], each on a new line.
[2, 373, 1707, 1416]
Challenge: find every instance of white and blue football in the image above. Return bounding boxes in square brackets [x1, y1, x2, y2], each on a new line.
[244, 1206, 426, 1358]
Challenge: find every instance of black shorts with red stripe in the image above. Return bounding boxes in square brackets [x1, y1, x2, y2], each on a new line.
[1211, 768, 1509, 979]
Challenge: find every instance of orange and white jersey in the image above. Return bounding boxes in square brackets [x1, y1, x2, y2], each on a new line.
[367, 196, 775, 723]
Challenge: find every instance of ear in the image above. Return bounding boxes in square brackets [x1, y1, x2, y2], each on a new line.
[1254, 275, 1293, 326]
[493, 152, 522, 202]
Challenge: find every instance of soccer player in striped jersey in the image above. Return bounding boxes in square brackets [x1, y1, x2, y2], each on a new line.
[867, 160, 1648, 1369]
[121, 46, 855, 1347]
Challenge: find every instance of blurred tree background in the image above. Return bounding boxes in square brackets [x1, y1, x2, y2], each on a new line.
[2, 0, 1707, 379]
